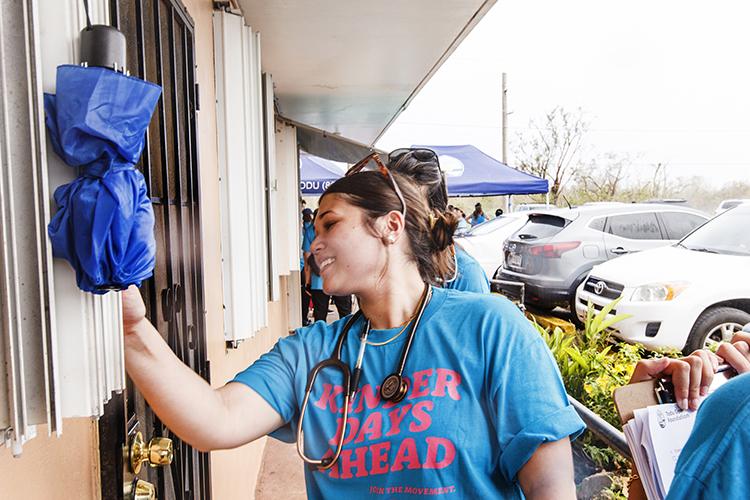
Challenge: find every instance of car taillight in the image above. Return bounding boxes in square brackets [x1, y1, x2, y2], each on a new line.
[528, 241, 581, 258]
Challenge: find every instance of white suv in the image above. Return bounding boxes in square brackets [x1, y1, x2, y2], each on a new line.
[575, 204, 750, 353]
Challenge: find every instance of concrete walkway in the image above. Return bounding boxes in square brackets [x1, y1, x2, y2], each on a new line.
[255, 438, 306, 500]
[256, 303, 346, 499]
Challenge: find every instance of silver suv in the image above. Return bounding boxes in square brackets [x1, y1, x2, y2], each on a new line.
[493, 203, 709, 313]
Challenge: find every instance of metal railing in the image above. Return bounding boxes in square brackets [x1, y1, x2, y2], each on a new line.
[569, 395, 631, 460]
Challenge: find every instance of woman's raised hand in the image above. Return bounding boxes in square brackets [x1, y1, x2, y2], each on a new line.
[121, 285, 148, 334]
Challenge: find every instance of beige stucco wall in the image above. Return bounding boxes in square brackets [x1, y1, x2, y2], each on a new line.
[0, 419, 99, 499]
[187, 0, 293, 498]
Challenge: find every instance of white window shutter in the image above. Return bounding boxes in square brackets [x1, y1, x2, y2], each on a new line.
[214, 11, 270, 342]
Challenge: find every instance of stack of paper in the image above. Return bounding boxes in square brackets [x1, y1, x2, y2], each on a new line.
[623, 403, 697, 500]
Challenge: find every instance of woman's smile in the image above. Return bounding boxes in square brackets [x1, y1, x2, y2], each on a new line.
[319, 256, 336, 274]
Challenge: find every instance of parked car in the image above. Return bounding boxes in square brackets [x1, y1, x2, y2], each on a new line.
[715, 198, 750, 215]
[454, 212, 529, 278]
[493, 203, 709, 314]
[575, 204, 750, 352]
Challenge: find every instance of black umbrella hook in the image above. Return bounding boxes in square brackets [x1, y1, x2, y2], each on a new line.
[82, 0, 92, 30]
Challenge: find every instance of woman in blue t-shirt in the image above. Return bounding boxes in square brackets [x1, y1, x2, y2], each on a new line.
[121, 159, 584, 499]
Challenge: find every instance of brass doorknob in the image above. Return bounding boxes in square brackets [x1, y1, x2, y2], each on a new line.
[128, 478, 156, 500]
[130, 431, 174, 474]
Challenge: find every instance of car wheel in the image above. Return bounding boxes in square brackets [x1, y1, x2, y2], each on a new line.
[568, 295, 584, 328]
[567, 276, 589, 328]
[683, 307, 750, 355]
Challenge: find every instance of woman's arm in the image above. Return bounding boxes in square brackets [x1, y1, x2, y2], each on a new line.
[123, 286, 284, 451]
[517, 438, 576, 499]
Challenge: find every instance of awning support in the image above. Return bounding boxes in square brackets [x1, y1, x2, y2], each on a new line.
[279, 115, 384, 163]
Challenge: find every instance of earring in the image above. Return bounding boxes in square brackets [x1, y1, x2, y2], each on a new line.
[387, 235, 396, 244]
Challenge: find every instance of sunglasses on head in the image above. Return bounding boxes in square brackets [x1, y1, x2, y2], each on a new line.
[387, 148, 439, 168]
[345, 152, 408, 218]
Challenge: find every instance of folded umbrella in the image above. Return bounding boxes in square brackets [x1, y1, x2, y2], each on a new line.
[45, 64, 162, 293]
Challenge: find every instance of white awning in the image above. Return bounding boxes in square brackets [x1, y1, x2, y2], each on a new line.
[236, 0, 496, 145]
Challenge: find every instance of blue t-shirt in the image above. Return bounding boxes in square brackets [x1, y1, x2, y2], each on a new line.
[445, 246, 490, 294]
[471, 214, 486, 226]
[311, 271, 324, 291]
[666, 372, 750, 500]
[302, 221, 316, 253]
[232, 287, 584, 499]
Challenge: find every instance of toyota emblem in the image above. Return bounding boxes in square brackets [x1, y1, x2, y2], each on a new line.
[594, 281, 606, 295]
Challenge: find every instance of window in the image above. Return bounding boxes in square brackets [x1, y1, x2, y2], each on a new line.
[660, 212, 707, 240]
[588, 217, 606, 232]
[516, 214, 570, 240]
[606, 213, 663, 240]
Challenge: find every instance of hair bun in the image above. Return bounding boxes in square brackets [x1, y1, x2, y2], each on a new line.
[430, 210, 458, 251]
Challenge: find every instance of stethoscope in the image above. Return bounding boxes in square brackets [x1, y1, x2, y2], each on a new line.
[296, 285, 433, 470]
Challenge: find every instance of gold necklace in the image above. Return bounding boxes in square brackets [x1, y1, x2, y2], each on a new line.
[366, 315, 415, 346]
[365, 286, 430, 346]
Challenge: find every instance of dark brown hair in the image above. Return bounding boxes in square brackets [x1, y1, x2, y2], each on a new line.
[321, 171, 457, 284]
[387, 153, 449, 211]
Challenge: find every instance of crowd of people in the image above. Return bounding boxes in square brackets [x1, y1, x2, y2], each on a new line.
[119, 148, 749, 499]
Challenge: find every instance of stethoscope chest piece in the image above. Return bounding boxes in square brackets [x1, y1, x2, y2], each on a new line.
[381, 373, 408, 403]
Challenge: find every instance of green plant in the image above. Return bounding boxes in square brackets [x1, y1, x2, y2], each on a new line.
[533, 300, 688, 495]
[533, 299, 639, 471]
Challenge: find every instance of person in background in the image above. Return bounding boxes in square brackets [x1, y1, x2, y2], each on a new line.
[300, 207, 316, 326]
[627, 328, 750, 500]
[449, 205, 470, 234]
[469, 202, 486, 226]
[389, 149, 489, 293]
[308, 209, 352, 322]
[495, 208, 504, 217]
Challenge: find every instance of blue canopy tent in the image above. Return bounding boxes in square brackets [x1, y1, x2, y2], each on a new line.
[299, 145, 549, 200]
[414, 144, 549, 196]
[299, 151, 346, 195]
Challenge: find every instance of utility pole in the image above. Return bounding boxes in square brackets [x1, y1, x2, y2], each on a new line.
[501, 72, 510, 212]
[502, 72, 507, 164]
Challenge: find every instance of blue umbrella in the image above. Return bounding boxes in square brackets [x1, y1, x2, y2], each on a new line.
[45, 64, 162, 293]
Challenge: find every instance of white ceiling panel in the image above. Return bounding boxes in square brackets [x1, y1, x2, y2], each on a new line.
[236, 0, 495, 144]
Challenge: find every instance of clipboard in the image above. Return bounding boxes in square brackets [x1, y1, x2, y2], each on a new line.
[613, 378, 667, 425]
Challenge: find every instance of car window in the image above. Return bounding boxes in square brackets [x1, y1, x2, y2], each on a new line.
[514, 214, 569, 240]
[605, 212, 663, 240]
[660, 212, 706, 239]
[680, 207, 750, 255]
[588, 217, 606, 232]
[722, 200, 744, 210]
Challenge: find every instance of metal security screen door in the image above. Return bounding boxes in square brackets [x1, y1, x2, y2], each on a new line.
[98, 0, 211, 498]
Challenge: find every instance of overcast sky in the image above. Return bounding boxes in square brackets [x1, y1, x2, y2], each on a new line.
[377, 0, 750, 188]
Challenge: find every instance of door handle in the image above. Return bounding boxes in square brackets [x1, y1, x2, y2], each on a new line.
[124, 478, 156, 500]
[129, 430, 174, 474]
[610, 247, 629, 255]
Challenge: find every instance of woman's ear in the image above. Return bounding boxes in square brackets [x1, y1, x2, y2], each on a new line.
[383, 210, 405, 236]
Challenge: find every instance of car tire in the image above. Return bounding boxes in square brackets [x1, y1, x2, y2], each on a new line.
[683, 307, 750, 355]
[567, 275, 589, 328]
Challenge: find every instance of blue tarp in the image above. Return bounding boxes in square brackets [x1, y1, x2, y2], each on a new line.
[299, 151, 346, 195]
[414, 144, 549, 196]
[45, 65, 161, 293]
[299, 145, 549, 197]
